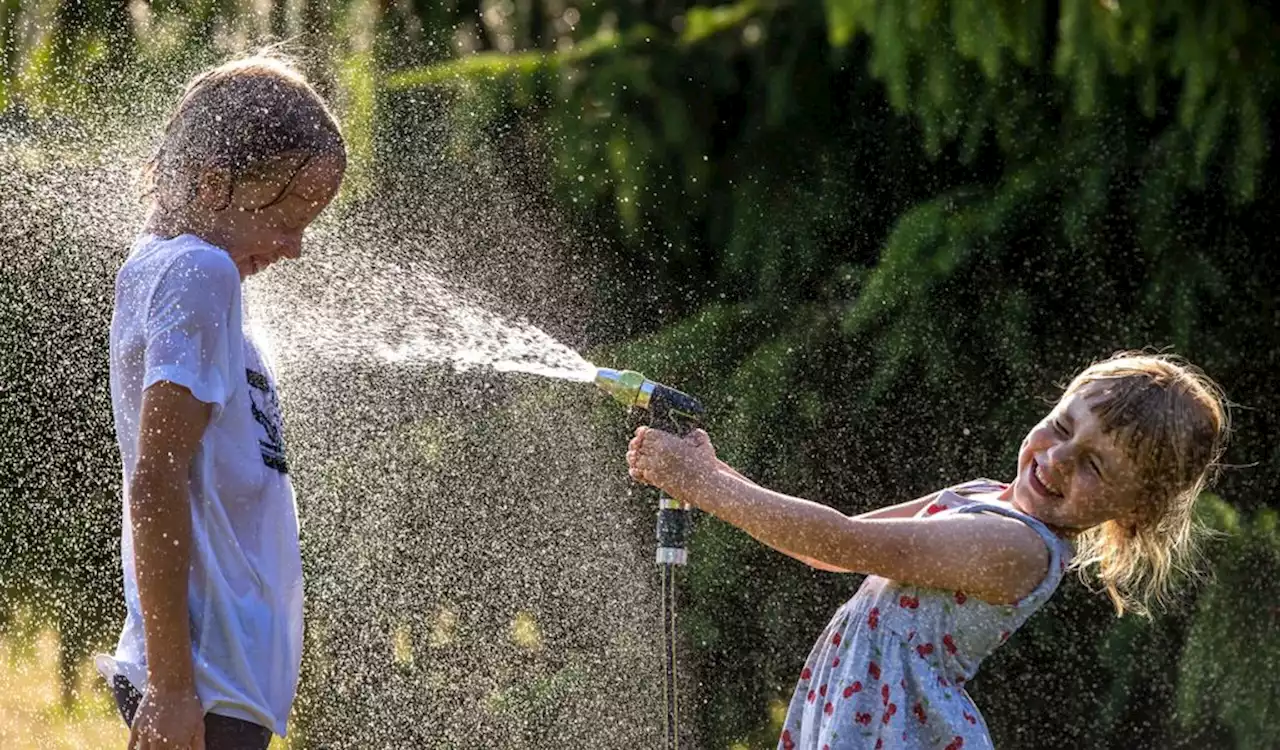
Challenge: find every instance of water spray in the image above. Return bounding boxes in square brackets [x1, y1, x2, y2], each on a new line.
[594, 367, 704, 750]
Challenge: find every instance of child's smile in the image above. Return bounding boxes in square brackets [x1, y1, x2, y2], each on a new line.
[1028, 459, 1062, 498]
[1009, 381, 1146, 535]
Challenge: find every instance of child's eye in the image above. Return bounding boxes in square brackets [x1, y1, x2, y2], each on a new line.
[1051, 419, 1069, 436]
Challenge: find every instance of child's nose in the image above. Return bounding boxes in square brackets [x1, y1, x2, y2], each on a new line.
[1044, 443, 1077, 476]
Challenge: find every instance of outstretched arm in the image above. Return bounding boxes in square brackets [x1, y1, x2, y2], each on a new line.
[711, 460, 938, 571]
[629, 428, 1047, 604]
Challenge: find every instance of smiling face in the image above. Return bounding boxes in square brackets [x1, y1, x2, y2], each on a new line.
[193, 151, 346, 278]
[1006, 382, 1151, 534]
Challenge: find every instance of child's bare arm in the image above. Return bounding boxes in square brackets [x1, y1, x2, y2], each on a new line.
[644, 436, 942, 574]
[627, 429, 1046, 603]
[774, 494, 942, 572]
[684, 471, 1047, 603]
[707, 461, 851, 571]
[129, 381, 211, 745]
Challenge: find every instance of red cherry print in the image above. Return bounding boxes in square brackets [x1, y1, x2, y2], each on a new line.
[819, 684, 827, 697]
[867, 607, 880, 630]
[881, 683, 890, 705]
[843, 684, 856, 699]
[824, 701, 833, 716]
[938, 675, 950, 687]
[914, 701, 927, 723]
[823, 745, 829, 750]
[807, 689, 815, 703]
[851, 681, 863, 693]
[781, 730, 792, 742]
[801, 667, 812, 680]
[832, 632, 842, 646]
[943, 634, 958, 654]
[881, 703, 897, 724]
[964, 711, 977, 725]
[856, 712, 873, 726]
[916, 643, 935, 658]
[875, 741, 883, 750]
[832, 656, 841, 668]
[954, 591, 967, 605]
[945, 738, 965, 750]
[869, 661, 881, 680]
[926, 503, 946, 515]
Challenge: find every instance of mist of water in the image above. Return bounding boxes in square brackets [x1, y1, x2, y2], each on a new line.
[246, 237, 599, 384]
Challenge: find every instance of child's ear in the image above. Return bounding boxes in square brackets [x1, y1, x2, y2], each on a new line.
[194, 166, 233, 211]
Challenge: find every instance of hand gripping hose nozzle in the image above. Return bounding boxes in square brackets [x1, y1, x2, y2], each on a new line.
[593, 367, 705, 565]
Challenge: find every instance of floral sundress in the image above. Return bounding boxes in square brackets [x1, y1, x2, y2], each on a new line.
[777, 479, 1075, 750]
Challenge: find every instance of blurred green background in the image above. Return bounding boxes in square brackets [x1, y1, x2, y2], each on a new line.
[2, 0, 1279, 748]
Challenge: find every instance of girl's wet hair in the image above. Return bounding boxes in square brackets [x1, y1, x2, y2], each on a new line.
[143, 50, 345, 209]
[1062, 351, 1229, 617]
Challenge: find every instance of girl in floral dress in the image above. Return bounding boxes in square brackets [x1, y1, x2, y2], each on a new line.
[625, 353, 1227, 749]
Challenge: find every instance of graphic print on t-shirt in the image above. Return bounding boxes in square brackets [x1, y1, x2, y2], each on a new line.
[246, 368, 288, 474]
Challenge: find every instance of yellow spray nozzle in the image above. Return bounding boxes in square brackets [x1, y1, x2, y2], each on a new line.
[593, 368, 653, 410]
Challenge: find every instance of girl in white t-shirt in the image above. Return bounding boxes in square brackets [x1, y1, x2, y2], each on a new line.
[97, 51, 345, 750]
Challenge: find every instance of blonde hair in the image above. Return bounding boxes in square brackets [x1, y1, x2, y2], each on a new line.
[144, 50, 345, 209]
[1063, 351, 1229, 617]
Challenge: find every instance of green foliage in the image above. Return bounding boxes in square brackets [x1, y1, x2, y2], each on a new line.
[1177, 504, 1280, 748]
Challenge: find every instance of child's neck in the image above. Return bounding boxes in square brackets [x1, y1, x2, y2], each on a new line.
[145, 206, 224, 250]
[996, 484, 1079, 541]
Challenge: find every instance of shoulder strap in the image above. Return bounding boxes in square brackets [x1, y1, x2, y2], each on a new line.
[955, 500, 1075, 607]
[948, 478, 1008, 498]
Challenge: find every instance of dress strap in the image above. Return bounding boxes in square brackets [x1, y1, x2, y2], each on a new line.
[954, 500, 1075, 608]
[946, 478, 1008, 498]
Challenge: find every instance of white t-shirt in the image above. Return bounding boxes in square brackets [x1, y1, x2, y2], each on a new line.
[96, 234, 303, 738]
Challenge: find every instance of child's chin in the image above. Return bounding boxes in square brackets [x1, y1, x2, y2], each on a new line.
[1010, 485, 1040, 514]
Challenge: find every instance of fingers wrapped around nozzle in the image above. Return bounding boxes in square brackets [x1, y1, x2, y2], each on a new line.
[626, 426, 717, 494]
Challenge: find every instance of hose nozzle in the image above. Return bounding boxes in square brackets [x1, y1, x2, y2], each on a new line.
[593, 367, 704, 434]
[594, 368, 653, 409]
[595, 367, 705, 569]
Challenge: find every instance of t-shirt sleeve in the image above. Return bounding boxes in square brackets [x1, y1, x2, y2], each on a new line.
[143, 248, 240, 413]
